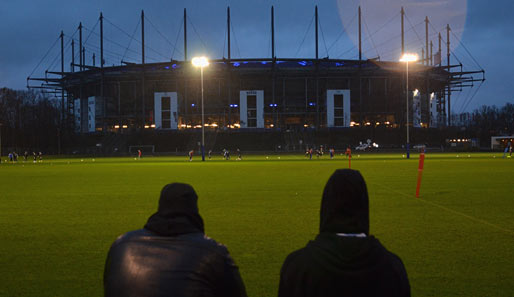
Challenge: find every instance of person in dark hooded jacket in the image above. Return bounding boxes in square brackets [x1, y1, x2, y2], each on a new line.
[104, 183, 247, 297]
[278, 169, 410, 297]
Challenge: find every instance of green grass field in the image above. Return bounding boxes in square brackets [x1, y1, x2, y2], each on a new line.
[0, 152, 513, 297]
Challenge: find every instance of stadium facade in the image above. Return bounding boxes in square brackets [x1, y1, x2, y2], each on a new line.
[29, 6, 484, 136]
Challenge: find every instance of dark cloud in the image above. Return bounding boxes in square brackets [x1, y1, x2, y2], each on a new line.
[0, 0, 511, 110]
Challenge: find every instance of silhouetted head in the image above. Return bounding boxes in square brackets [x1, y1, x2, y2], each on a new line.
[145, 183, 204, 236]
[319, 169, 369, 235]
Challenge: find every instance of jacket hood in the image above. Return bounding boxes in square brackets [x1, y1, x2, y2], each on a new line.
[319, 169, 369, 235]
[309, 233, 385, 270]
[144, 183, 205, 236]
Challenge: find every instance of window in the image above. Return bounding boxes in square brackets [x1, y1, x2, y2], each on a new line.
[334, 95, 344, 107]
[333, 94, 344, 127]
[247, 95, 257, 108]
[162, 97, 170, 108]
[161, 97, 171, 128]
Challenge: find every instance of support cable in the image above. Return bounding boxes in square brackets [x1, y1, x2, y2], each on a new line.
[144, 15, 183, 58]
[104, 17, 168, 61]
[460, 80, 484, 112]
[362, 16, 380, 59]
[230, 20, 242, 58]
[451, 86, 464, 109]
[404, 14, 425, 50]
[48, 34, 74, 72]
[318, 18, 329, 57]
[83, 20, 100, 48]
[366, 20, 424, 53]
[456, 83, 474, 113]
[28, 35, 60, 78]
[187, 15, 209, 52]
[339, 19, 423, 59]
[122, 19, 141, 62]
[451, 30, 483, 70]
[86, 25, 167, 61]
[360, 12, 399, 50]
[371, 29, 438, 60]
[294, 13, 315, 58]
[171, 18, 183, 60]
[81, 41, 139, 63]
[104, 17, 141, 44]
[451, 51, 463, 67]
[337, 44, 358, 59]
[327, 11, 357, 54]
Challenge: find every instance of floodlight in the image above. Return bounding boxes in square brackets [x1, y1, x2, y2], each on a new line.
[192, 56, 209, 68]
[400, 53, 418, 63]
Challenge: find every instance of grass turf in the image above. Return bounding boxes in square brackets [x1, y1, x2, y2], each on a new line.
[0, 152, 513, 296]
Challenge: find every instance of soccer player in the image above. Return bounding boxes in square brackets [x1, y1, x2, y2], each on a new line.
[189, 150, 194, 161]
[329, 148, 335, 159]
[33, 152, 37, 163]
[24, 151, 28, 162]
[38, 152, 43, 162]
[208, 150, 212, 160]
[345, 146, 352, 158]
[138, 149, 142, 159]
[237, 149, 242, 160]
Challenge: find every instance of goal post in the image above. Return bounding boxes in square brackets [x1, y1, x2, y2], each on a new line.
[128, 145, 155, 155]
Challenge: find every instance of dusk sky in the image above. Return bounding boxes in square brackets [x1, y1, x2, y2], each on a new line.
[1, 0, 512, 112]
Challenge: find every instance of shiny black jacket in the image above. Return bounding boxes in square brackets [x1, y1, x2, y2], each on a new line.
[104, 183, 247, 297]
[104, 229, 247, 297]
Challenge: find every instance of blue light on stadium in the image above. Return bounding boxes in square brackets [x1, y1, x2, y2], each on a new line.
[298, 61, 307, 66]
[309, 102, 316, 106]
[335, 62, 344, 67]
[164, 66, 170, 69]
[171, 64, 178, 69]
[191, 104, 195, 107]
[229, 104, 239, 108]
[261, 61, 267, 65]
[233, 62, 240, 67]
[269, 103, 278, 107]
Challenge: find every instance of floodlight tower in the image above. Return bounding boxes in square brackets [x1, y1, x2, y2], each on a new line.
[400, 53, 418, 159]
[192, 56, 209, 161]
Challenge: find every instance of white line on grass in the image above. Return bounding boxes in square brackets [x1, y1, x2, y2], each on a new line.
[371, 182, 514, 236]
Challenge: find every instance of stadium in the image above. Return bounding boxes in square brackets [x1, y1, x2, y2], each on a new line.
[27, 6, 484, 153]
[3, 4, 514, 297]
